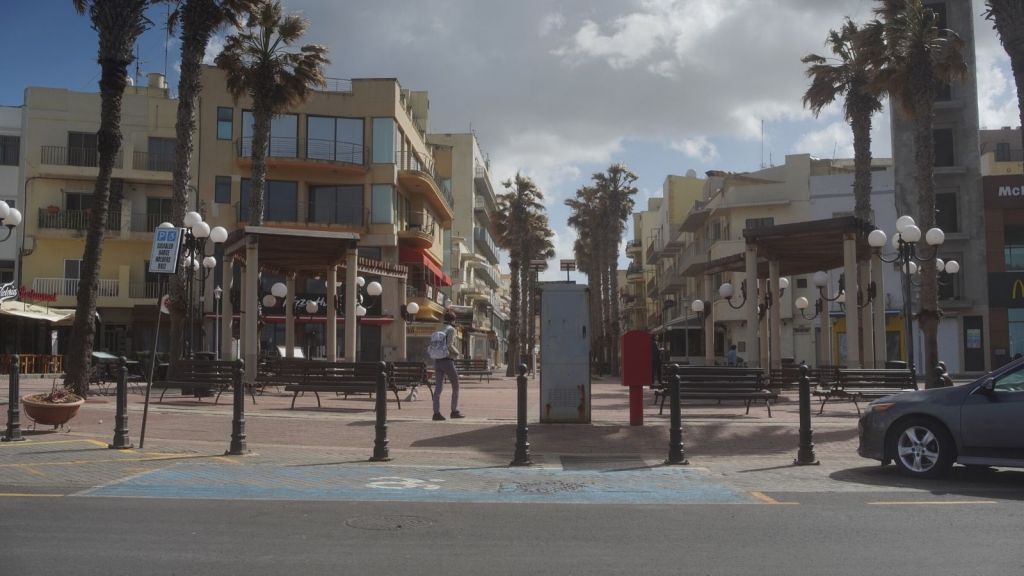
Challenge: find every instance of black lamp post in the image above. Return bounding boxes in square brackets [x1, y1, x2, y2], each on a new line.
[0, 201, 23, 242]
[178, 212, 227, 357]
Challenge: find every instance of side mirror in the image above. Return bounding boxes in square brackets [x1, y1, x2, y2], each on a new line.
[978, 378, 996, 395]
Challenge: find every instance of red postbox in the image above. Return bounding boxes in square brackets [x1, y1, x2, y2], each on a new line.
[621, 330, 654, 426]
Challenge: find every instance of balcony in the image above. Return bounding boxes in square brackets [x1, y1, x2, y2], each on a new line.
[397, 150, 454, 220]
[41, 146, 122, 169]
[130, 212, 169, 233]
[129, 281, 161, 299]
[37, 208, 121, 232]
[236, 137, 369, 173]
[474, 163, 496, 202]
[626, 264, 644, 282]
[132, 150, 175, 172]
[475, 264, 500, 289]
[474, 227, 499, 263]
[33, 277, 119, 299]
[398, 216, 436, 248]
[626, 239, 643, 257]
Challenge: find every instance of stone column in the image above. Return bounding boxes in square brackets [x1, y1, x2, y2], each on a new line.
[345, 248, 359, 361]
[704, 274, 714, 366]
[860, 260, 875, 368]
[327, 265, 338, 361]
[221, 257, 234, 360]
[769, 261, 782, 370]
[843, 234, 861, 368]
[285, 273, 295, 358]
[744, 245, 759, 367]
[397, 275, 408, 361]
[872, 257, 886, 368]
[243, 239, 258, 383]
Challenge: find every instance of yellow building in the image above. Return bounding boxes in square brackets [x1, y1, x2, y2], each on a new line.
[20, 74, 179, 355]
[195, 66, 453, 362]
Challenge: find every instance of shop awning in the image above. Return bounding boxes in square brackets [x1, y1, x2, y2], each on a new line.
[0, 300, 76, 324]
[400, 248, 452, 286]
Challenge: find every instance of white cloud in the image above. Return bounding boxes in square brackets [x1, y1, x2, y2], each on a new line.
[203, 35, 226, 65]
[671, 136, 718, 162]
[794, 122, 853, 159]
[538, 12, 565, 37]
[976, 44, 1019, 129]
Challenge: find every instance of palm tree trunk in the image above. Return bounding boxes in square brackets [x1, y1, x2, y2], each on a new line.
[608, 247, 621, 377]
[519, 250, 530, 366]
[506, 259, 520, 376]
[913, 95, 940, 387]
[851, 105, 874, 365]
[64, 61, 129, 396]
[168, 0, 219, 364]
[249, 104, 272, 226]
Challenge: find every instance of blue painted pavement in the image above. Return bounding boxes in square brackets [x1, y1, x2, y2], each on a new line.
[80, 462, 752, 505]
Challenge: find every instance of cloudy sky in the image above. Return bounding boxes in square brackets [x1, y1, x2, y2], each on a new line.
[1, 0, 1019, 279]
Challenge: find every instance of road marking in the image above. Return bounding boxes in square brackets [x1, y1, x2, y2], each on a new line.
[82, 439, 110, 448]
[0, 492, 64, 498]
[212, 456, 242, 465]
[750, 491, 799, 505]
[0, 453, 222, 467]
[14, 464, 46, 477]
[0, 439, 99, 447]
[366, 476, 444, 491]
[867, 500, 998, 506]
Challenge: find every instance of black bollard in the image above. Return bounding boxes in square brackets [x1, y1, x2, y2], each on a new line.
[2, 354, 24, 442]
[794, 363, 819, 465]
[510, 363, 532, 466]
[226, 359, 247, 455]
[370, 361, 391, 462]
[665, 364, 688, 465]
[109, 356, 133, 449]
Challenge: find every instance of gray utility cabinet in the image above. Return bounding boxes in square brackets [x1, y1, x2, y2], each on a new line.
[539, 283, 591, 423]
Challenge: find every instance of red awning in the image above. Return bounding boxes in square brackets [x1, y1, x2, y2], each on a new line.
[204, 314, 394, 326]
[399, 247, 452, 286]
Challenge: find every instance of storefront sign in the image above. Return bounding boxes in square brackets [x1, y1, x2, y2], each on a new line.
[18, 287, 57, 303]
[0, 282, 17, 303]
[988, 272, 1024, 308]
[148, 227, 183, 274]
[984, 175, 1024, 209]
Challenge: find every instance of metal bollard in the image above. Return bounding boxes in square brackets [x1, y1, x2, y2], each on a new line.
[794, 363, 819, 465]
[370, 361, 391, 462]
[2, 354, 24, 442]
[510, 363, 532, 466]
[109, 356, 133, 449]
[665, 363, 688, 465]
[226, 359, 247, 455]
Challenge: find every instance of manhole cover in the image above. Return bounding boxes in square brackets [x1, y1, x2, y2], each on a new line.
[505, 480, 588, 494]
[345, 515, 434, 531]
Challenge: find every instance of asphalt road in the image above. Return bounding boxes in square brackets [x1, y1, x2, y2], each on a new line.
[2, 493, 1023, 576]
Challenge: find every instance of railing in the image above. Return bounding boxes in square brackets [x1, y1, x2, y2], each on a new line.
[38, 208, 121, 231]
[40, 145, 122, 169]
[476, 264, 500, 288]
[474, 194, 493, 216]
[994, 149, 1024, 162]
[396, 149, 453, 210]
[626, 239, 642, 250]
[129, 281, 161, 299]
[130, 212, 168, 232]
[132, 150, 175, 172]
[626, 264, 643, 276]
[321, 77, 353, 92]
[33, 277, 119, 298]
[474, 227, 499, 261]
[237, 136, 368, 167]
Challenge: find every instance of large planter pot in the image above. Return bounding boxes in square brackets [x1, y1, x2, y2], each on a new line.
[21, 394, 85, 427]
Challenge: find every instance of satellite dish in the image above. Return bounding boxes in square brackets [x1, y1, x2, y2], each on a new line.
[686, 169, 697, 178]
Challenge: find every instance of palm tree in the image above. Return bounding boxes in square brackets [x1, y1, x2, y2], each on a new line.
[985, 1, 1024, 153]
[803, 19, 884, 222]
[165, 0, 255, 364]
[566, 186, 606, 371]
[864, 0, 966, 385]
[214, 0, 328, 226]
[524, 213, 555, 372]
[65, 0, 155, 397]
[494, 173, 545, 375]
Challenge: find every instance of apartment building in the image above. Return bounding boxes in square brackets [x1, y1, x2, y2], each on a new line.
[196, 66, 454, 362]
[427, 132, 505, 367]
[890, 0, 987, 373]
[623, 197, 661, 332]
[19, 74, 179, 356]
[981, 127, 1024, 366]
[0, 106, 20, 285]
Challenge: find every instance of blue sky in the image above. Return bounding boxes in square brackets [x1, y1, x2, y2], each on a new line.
[1, 1, 1018, 280]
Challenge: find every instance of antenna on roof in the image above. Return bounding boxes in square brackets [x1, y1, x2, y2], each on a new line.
[163, 2, 170, 78]
[133, 43, 147, 88]
[760, 119, 765, 169]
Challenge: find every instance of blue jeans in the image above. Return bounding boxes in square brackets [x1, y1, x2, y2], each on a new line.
[433, 358, 460, 415]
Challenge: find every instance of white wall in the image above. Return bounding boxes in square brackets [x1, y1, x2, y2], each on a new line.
[0, 106, 22, 282]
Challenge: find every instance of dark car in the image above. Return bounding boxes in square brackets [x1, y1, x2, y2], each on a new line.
[858, 357, 1024, 478]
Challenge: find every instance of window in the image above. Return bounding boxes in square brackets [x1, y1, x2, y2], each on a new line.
[217, 107, 233, 140]
[215, 176, 231, 204]
[371, 117, 395, 164]
[935, 82, 952, 102]
[996, 142, 1012, 162]
[241, 112, 298, 157]
[935, 192, 958, 233]
[938, 264, 962, 301]
[796, 278, 808, 289]
[0, 135, 18, 166]
[66, 192, 92, 211]
[371, 184, 394, 224]
[308, 185, 363, 225]
[147, 197, 172, 222]
[306, 116, 364, 163]
[67, 132, 97, 167]
[934, 128, 955, 167]
[1009, 309, 1024, 360]
[240, 179, 298, 222]
[64, 259, 81, 279]
[745, 217, 774, 230]
[147, 137, 176, 171]
[994, 360, 1024, 392]
[1005, 226, 1024, 270]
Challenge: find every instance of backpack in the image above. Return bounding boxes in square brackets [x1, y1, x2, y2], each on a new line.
[427, 327, 450, 360]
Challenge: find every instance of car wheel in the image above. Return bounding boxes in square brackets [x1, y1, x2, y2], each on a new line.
[889, 418, 954, 478]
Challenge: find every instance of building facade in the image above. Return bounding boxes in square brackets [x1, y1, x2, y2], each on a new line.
[0, 106, 21, 285]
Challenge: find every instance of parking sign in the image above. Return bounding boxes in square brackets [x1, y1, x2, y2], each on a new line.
[148, 227, 184, 274]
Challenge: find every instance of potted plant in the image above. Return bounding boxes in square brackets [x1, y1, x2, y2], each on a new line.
[21, 380, 85, 430]
[46, 205, 60, 214]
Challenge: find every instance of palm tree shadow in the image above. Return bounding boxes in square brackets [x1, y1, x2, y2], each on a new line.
[829, 465, 1024, 501]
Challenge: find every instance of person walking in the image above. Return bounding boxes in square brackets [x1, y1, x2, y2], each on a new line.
[726, 344, 738, 367]
[427, 310, 463, 421]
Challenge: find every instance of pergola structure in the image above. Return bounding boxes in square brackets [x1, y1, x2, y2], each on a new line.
[693, 216, 881, 369]
[221, 227, 408, 382]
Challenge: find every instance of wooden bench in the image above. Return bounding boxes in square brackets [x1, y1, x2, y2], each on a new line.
[390, 361, 431, 400]
[815, 368, 916, 414]
[284, 361, 402, 410]
[657, 367, 777, 417]
[453, 358, 493, 381]
[153, 359, 253, 404]
[256, 358, 309, 394]
[768, 365, 820, 391]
